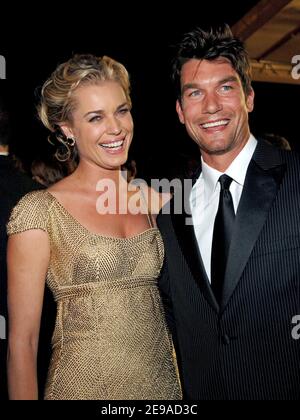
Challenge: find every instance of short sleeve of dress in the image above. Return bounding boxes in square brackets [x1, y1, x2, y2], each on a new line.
[7, 190, 52, 236]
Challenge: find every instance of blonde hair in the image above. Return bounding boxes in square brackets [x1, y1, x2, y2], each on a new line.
[38, 54, 131, 133]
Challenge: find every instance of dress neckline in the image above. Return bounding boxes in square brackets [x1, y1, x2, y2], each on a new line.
[45, 190, 159, 242]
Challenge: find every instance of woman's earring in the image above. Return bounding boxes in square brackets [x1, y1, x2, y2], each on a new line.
[66, 137, 76, 147]
[55, 134, 76, 162]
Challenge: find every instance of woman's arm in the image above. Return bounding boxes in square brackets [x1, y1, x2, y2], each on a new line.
[7, 229, 50, 400]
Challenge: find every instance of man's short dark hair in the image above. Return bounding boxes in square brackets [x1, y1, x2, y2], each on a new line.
[172, 23, 252, 100]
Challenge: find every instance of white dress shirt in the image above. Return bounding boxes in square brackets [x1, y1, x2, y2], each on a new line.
[0, 151, 9, 156]
[189, 135, 258, 282]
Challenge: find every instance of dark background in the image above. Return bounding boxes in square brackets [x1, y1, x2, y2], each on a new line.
[0, 0, 299, 181]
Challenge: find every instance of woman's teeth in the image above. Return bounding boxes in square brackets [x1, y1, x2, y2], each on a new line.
[100, 140, 124, 149]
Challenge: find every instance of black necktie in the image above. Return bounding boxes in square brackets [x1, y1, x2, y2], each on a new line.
[211, 175, 235, 304]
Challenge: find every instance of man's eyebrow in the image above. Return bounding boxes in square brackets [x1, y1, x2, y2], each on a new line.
[218, 76, 239, 85]
[181, 76, 239, 95]
[181, 83, 200, 94]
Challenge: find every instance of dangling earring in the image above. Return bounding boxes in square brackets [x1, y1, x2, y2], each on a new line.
[66, 137, 76, 147]
[55, 134, 76, 162]
[47, 128, 76, 162]
[55, 138, 76, 162]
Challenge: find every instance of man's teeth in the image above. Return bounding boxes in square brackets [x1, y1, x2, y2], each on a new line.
[100, 140, 124, 149]
[202, 120, 229, 129]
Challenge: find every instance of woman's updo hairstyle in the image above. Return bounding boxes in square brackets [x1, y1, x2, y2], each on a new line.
[38, 54, 131, 163]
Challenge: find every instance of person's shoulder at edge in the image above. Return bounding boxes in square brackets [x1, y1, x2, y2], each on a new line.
[6, 190, 54, 236]
[260, 137, 300, 164]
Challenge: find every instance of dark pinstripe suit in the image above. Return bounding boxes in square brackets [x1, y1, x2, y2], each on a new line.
[157, 140, 300, 400]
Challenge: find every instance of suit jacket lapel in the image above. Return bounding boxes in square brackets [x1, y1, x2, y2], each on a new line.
[222, 141, 286, 310]
[171, 170, 219, 313]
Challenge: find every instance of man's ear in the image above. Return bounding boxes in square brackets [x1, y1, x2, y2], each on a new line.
[176, 100, 185, 124]
[246, 87, 255, 113]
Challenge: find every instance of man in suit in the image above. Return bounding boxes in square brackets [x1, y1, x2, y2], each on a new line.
[157, 24, 300, 400]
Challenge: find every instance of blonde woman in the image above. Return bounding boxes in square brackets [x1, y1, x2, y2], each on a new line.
[7, 54, 181, 400]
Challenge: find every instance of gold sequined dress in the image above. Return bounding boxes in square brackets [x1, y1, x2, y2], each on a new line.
[7, 190, 182, 400]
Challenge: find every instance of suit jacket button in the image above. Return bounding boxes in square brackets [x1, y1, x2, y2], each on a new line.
[222, 334, 231, 345]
